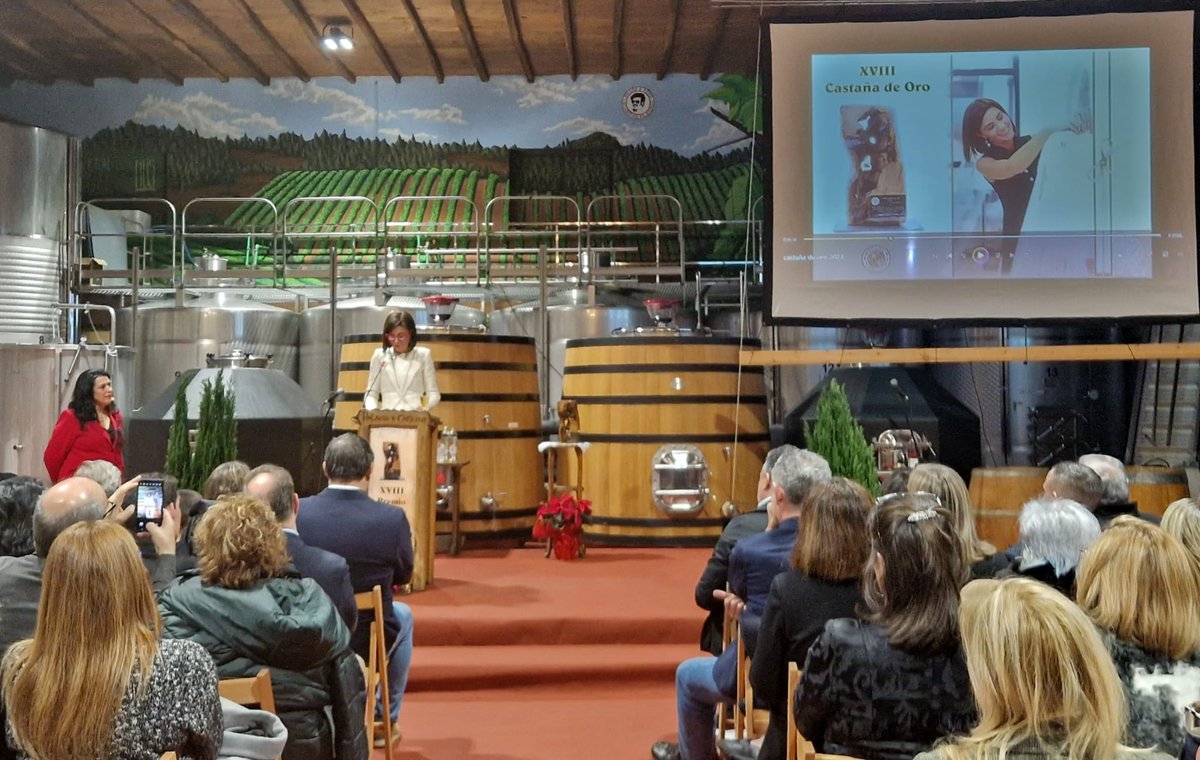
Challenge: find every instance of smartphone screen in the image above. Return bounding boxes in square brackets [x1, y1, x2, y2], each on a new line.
[135, 479, 165, 531]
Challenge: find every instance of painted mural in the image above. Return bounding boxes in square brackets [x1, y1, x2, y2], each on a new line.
[0, 74, 762, 266]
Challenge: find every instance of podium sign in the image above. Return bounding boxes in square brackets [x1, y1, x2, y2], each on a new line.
[358, 410, 437, 591]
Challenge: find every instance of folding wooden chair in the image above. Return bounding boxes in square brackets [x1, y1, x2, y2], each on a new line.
[735, 623, 771, 741]
[355, 585, 395, 759]
[218, 668, 277, 713]
[715, 599, 737, 742]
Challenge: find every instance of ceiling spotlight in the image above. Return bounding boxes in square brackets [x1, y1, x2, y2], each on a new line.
[320, 23, 354, 52]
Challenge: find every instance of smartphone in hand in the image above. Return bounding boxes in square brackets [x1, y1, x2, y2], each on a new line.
[134, 479, 165, 532]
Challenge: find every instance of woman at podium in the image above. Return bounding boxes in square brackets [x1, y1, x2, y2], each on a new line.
[363, 310, 441, 412]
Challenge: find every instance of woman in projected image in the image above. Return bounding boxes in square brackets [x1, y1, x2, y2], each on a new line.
[961, 98, 1088, 273]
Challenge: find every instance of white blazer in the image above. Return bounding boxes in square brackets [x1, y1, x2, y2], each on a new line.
[363, 345, 441, 412]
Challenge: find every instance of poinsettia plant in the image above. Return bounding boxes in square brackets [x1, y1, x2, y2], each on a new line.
[532, 493, 591, 560]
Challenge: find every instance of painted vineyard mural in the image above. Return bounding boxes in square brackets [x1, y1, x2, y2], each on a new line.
[9, 72, 769, 273]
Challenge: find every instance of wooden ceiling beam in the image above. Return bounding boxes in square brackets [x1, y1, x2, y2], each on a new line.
[125, 0, 233, 82]
[278, 0, 357, 82]
[0, 41, 57, 86]
[159, 0, 271, 84]
[501, 0, 535, 83]
[561, 0, 577, 80]
[700, 8, 730, 80]
[13, 0, 144, 82]
[611, 0, 625, 80]
[449, 0, 489, 82]
[0, 28, 91, 85]
[228, 0, 310, 81]
[656, 0, 682, 80]
[398, 0, 443, 83]
[337, 0, 402, 82]
[60, 0, 184, 84]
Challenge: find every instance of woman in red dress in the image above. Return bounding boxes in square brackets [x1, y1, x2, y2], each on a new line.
[43, 369, 124, 483]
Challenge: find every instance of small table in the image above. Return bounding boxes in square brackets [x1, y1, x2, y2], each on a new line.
[538, 441, 589, 498]
[436, 460, 469, 555]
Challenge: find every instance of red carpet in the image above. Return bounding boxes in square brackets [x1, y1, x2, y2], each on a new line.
[380, 546, 711, 760]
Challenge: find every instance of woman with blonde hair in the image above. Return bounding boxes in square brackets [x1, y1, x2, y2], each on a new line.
[917, 577, 1171, 760]
[907, 463, 1005, 578]
[158, 494, 367, 760]
[1161, 497, 1200, 564]
[750, 478, 874, 759]
[2, 520, 220, 759]
[1076, 517, 1200, 751]
[794, 493, 975, 759]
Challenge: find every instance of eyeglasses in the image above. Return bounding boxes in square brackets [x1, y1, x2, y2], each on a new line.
[875, 490, 943, 509]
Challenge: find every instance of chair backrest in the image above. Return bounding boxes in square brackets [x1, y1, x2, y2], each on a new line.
[218, 668, 276, 714]
[787, 662, 802, 760]
[354, 584, 394, 760]
[736, 620, 770, 740]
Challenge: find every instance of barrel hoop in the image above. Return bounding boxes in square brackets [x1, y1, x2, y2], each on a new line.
[344, 333, 535, 345]
[456, 430, 543, 440]
[565, 336, 761, 348]
[583, 534, 722, 547]
[564, 363, 746, 374]
[578, 432, 771, 443]
[587, 515, 727, 528]
[342, 392, 540, 403]
[340, 360, 538, 372]
[572, 395, 767, 405]
[435, 506, 540, 521]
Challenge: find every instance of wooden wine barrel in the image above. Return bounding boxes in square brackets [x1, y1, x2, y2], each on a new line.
[968, 466, 1047, 550]
[1126, 466, 1191, 517]
[562, 336, 769, 546]
[335, 332, 542, 544]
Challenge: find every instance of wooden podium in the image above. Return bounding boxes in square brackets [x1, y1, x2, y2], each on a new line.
[357, 410, 438, 591]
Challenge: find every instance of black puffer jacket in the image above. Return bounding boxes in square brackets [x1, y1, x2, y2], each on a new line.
[158, 570, 368, 760]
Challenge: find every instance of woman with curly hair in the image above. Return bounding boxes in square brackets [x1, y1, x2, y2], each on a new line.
[42, 369, 124, 483]
[918, 577, 1172, 760]
[1075, 518, 1200, 753]
[2, 520, 221, 759]
[794, 492, 976, 759]
[158, 495, 369, 760]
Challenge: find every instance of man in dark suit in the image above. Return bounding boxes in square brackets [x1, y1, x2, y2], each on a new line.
[694, 444, 798, 656]
[654, 448, 832, 760]
[1078, 453, 1162, 528]
[298, 433, 413, 742]
[245, 463, 357, 632]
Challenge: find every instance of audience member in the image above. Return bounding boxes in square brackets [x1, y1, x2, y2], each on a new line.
[73, 458, 123, 496]
[246, 463, 357, 631]
[695, 444, 800, 656]
[916, 577, 1172, 760]
[0, 477, 44, 556]
[749, 477, 872, 760]
[1042, 460, 1104, 509]
[908, 463, 1005, 578]
[653, 448, 831, 760]
[298, 433, 413, 745]
[174, 488, 207, 574]
[794, 492, 975, 759]
[882, 468, 910, 495]
[1161, 497, 1200, 563]
[2, 520, 220, 759]
[1076, 518, 1200, 752]
[202, 459, 250, 500]
[999, 498, 1100, 596]
[0, 476, 177, 654]
[158, 495, 368, 760]
[1078, 453, 1160, 527]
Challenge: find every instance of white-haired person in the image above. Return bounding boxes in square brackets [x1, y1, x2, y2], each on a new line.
[1078, 453, 1160, 528]
[1161, 498, 1200, 565]
[1076, 518, 1200, 753]
[998, 498, 1100, 597]
[916, 577, 1172, 760]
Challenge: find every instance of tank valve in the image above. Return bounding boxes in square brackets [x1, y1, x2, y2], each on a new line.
[721, 501, 739, 519]
[480, 492, 496, 511]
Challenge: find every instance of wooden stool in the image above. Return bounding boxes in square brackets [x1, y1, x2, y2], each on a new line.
[539, 441, 588, 498]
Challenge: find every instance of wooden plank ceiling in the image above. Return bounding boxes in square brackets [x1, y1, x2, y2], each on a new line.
[0, 0, 772, 86]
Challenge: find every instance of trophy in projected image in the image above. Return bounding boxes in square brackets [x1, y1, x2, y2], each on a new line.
[841, 105, 906, 226]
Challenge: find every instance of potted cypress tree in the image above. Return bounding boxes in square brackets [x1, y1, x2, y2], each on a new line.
[803, 378, 880, 497]
[165, 370, 237, 491]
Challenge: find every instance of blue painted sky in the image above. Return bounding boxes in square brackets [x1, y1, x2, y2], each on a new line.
[0, 74, 748, 156]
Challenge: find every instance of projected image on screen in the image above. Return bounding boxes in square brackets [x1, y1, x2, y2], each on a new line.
[810, 48, 1152, 282]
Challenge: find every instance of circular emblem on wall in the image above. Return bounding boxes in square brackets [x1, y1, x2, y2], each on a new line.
[622, 87, 654, 119]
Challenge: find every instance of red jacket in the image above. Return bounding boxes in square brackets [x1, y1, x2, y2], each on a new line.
[43, 409, 125, 483]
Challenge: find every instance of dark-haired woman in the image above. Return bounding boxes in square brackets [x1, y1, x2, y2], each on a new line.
[794, 493, 976, 759]
[363, 310, 440, 412]
[43, 369, 124, 483]
[960, 98, 1086, 273]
